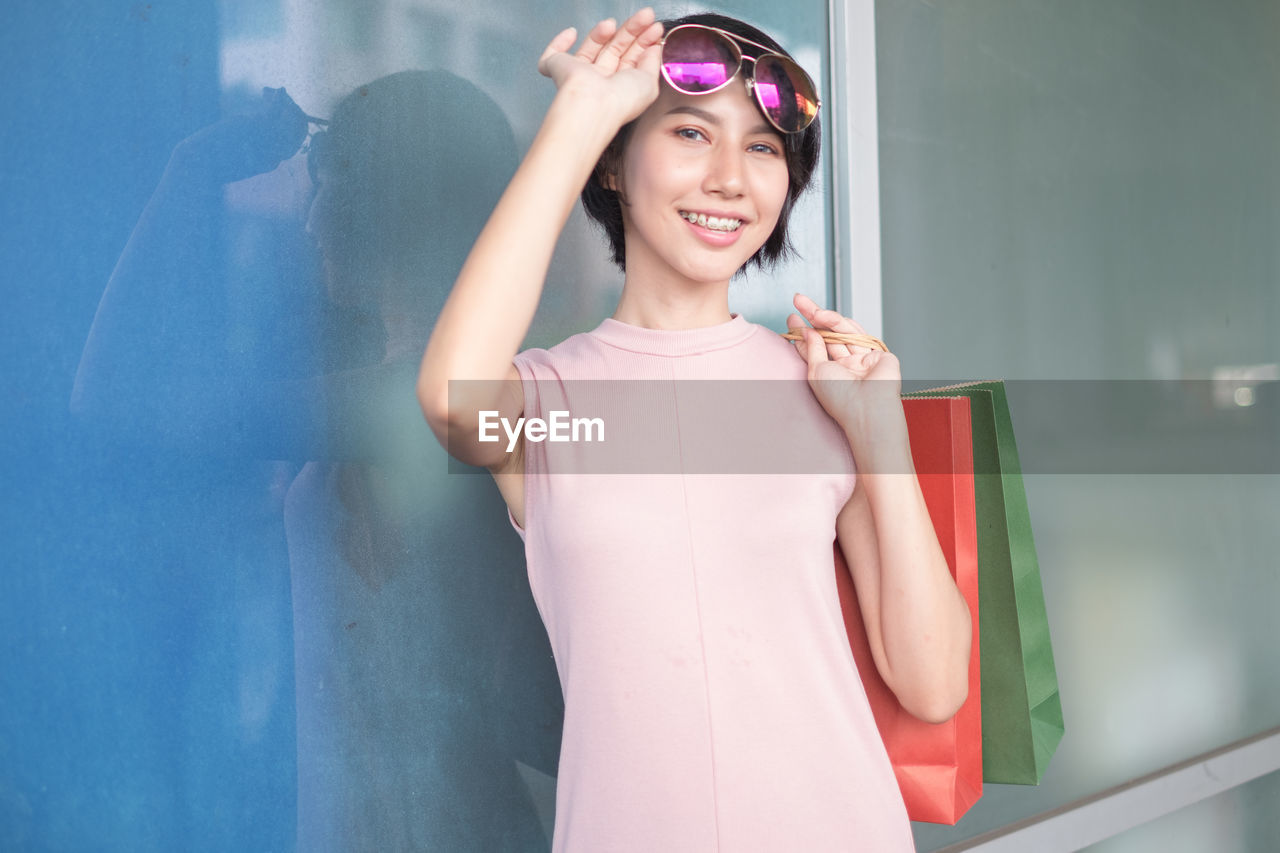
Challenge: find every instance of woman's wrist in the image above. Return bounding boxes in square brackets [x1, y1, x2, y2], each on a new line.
[545, 83, 634, 146]
[840, 401, 914, 475]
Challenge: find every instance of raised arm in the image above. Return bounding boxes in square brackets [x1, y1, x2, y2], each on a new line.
[416, 10, 664, 469]
[71, 89, 318, 457]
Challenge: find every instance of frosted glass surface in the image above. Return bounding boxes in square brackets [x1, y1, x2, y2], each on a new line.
[874, 1, 1280, 849]
[0, 0, 829, 849]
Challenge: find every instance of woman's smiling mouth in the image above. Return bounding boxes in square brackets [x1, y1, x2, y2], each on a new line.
[677, 209, 749, 247]
[679, 210, 744, 232]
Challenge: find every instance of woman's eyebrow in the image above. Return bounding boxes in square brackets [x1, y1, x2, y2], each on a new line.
[663, 105, 776, 137]
[665, 104, 720, 124]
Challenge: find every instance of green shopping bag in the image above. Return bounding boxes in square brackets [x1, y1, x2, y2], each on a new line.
[904, 381, 1064, 784]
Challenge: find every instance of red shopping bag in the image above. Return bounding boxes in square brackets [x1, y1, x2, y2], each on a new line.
[835, 395, 982, 824]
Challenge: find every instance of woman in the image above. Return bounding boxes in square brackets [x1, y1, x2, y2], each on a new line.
[419, 9, 970, 850]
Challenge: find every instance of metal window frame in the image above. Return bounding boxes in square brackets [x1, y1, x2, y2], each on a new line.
[940, 726, 1280, 851]
[826, 0, 882, 335]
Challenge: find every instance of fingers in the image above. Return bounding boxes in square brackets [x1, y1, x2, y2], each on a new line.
[542, 26, 578, 58]
[785, 315, 827, 374]
[793, 292, 867, 334]
[574, 18, 617, 63]
[801, 327, 829, 378]
[635, 39, 664, 78]
[792, 294, 851, 359]
[545, 9, 660, 83]
[792, 292, 870, 360]
[538, 27, 579, 76]
[619, 20, 664, 69]
[787, 314, 840, 366]
[587, 8, 657, 74]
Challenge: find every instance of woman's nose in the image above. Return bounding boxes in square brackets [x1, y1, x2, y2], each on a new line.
[703, 147, 746, 197]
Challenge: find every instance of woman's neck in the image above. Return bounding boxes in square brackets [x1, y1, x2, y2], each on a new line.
[611, 278, 733, 331]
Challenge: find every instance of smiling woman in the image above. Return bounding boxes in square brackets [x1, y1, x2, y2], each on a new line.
[416, 7, 968, 851]
[580, 19, 821, 276]
[604, 81, 791, 291]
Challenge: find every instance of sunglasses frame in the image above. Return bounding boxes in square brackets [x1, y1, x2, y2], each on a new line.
[303, 115, 330, 186]
[658, 23, 821, 134]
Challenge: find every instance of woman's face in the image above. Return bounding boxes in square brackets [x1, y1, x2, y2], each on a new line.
[615, 78, 791, 288]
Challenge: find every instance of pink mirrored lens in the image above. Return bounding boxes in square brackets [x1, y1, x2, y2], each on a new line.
[754, 81, 781, 112]
[662, 28, 739, 93]
[664, 61, 730, 89]
[755, 54, 818, 131]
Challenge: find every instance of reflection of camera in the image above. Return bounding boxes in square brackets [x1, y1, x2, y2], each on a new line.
[175, 86, 311, 185]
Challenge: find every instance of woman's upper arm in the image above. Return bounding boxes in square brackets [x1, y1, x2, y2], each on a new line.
[422, 360, 526, 470]
[486, 362, 527, 528]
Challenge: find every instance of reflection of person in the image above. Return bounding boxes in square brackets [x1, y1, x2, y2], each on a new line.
[285, 70, 561, 852]
[72, 85, 317, 448]
[68, 83, 314, 851]
[73, 71, 560, 850]
[420, 8, 971, 850]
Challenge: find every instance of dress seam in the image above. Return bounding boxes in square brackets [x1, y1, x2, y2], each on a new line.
[670, 361, 722, 851]
[513, 356, 552, 644]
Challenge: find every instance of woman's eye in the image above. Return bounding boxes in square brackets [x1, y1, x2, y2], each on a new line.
[676, 127, 707, 142]
[749, 142, 781, 155]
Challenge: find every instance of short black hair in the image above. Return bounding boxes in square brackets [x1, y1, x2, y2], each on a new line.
[580, 13, 822, 273]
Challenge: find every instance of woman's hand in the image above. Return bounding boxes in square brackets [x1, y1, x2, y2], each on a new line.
[537, 8, 665, 126]
[173, 87, 309, 185]
[788, 292, 902, 427]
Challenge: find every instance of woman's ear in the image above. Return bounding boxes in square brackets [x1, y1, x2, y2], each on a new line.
[600, 165, 627, 204]
[594, 124, 635, 201]
[599, 160, 622, 193]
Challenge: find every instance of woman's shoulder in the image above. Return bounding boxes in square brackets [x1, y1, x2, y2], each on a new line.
[730, 317, 809, 379]
[512, 326, 608, 374]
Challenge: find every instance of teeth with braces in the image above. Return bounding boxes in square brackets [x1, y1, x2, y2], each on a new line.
[681, 211, 742, 232]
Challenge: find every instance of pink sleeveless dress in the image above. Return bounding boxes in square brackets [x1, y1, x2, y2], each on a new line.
[508, 313, 914, 852]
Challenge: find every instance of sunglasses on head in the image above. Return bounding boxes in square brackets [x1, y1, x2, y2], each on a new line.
[303, 115, 330, 185]
[659, 23, 821, 135]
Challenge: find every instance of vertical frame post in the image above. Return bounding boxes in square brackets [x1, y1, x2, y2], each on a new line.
[827, 0, 883, 335]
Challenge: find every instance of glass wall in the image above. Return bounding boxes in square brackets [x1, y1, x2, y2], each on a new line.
[0, 1, 830, 849]
[871, 0, 1280, 849]
[8, 0, 1272, 849]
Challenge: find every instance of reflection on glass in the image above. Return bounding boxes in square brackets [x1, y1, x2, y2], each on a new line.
[70, 64, 562, 849]
[284, 70, 560, 851]
[9, 0, 830, 848]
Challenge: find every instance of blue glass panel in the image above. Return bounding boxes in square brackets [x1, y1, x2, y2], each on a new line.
[1, 1, 829, 849]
